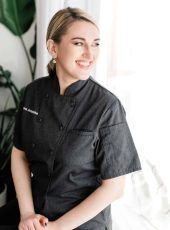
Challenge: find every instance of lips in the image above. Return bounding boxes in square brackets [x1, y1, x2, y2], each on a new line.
[76, 60, 93, 68]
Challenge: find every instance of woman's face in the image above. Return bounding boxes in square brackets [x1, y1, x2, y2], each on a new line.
[55, 20, 100, 81]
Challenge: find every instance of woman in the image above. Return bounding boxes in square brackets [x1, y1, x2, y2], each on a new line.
[11, 7, 141, 230]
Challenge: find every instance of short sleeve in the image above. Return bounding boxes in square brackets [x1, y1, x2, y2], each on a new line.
[13, 88, 26, 151]
[95, 99, 141, 179]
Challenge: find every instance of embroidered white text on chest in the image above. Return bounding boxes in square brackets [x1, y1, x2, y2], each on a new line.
[23, 107, 39, 115]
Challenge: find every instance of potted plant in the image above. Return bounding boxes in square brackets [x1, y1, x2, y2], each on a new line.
[0, 66, 23, 206]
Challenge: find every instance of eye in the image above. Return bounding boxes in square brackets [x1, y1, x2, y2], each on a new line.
[73, 42, 84, 46]
[92, 42, 100, 47]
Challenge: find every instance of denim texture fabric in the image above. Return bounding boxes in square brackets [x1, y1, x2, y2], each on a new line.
[13, 74, 141, 229]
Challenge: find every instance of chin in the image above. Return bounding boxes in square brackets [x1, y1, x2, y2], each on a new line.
[76, 73, 91, 81]
[81, 76, 90, 80]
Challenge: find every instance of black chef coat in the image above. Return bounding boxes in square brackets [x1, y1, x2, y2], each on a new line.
[13, 73, 141, 229]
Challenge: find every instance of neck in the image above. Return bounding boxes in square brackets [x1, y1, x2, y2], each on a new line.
[57, 74, 79, 95]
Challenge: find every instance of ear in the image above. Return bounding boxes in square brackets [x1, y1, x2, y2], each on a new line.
[47, 39, 58, 58]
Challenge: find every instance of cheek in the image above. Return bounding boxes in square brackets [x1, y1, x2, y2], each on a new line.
[96, 48, 100, 56]
[62, 49, 79, 62]
[93, 48, 100, 59]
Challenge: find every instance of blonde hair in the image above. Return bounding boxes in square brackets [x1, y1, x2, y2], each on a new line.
[46, 7, 97, 75]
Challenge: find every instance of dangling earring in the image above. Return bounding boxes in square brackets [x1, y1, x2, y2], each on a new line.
[52, 58, 56, 64]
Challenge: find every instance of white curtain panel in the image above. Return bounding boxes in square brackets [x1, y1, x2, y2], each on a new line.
[112, 157, 170, 229]
[35, 0, 65, 78]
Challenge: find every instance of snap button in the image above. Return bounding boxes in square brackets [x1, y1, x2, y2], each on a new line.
[49, 150, 54, 155]
[31, 172, 34, 178]
[38, 117, 43, 123]
[70, 100, 75, 107]
[45, 93, 49, 98]
[59, 123, 64, 130]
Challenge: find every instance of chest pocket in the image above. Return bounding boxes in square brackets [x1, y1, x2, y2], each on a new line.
[58, 130, 96, 165]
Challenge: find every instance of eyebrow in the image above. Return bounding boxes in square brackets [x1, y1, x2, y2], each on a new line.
[71, 37, 100, 41]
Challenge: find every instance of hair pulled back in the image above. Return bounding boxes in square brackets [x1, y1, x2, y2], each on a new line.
[46, 7, 97, 75]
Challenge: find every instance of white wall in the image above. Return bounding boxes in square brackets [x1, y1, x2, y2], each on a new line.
[0, 21, 35, 109]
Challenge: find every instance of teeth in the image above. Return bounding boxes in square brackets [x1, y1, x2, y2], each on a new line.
[76, 61, 91, 67]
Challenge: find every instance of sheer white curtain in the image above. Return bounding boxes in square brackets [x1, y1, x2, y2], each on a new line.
[35, 0, 65, 78]
[99, 1, 170, 229]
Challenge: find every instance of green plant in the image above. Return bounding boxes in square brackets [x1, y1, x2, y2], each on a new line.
[0, 66, 23, 170]
[0, 66, 25, 194]
[0, 0, 36, 80]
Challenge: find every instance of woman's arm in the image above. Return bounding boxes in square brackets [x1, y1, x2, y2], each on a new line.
[49, 176, 125, 230]
[11, 146, 48, 229]
[11, 146, 34, 218]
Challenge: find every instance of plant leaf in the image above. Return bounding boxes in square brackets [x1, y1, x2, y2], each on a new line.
[0, 108, 16, 117]
[30, 24, 36, 59]
[0, 0, 35, 35]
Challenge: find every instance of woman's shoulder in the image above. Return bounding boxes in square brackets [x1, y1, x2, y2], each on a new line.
[88, 78, 127, 126]
[88, 76, 119, 105]
[26, 75, 51, 90]
[20, 76, 52, 101]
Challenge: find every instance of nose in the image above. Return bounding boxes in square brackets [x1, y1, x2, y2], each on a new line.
[82, 45, 93, 60]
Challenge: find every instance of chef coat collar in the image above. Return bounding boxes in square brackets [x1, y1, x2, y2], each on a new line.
[50, 73, 89, 97]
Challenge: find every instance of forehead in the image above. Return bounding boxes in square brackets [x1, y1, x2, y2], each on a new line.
[65, 21, 99, 40]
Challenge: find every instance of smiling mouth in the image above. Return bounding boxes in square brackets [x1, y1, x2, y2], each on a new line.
[76, 60, 93, 68]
